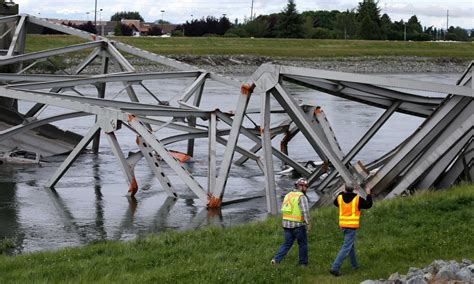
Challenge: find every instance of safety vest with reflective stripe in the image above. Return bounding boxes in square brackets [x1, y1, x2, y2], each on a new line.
[338, 194, 360, 229]
[282, 191, 304, 222]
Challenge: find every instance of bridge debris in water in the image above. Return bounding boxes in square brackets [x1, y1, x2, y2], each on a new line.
[0, 14, 472, 214]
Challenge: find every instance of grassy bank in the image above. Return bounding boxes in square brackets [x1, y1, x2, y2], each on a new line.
[0, 184, 473, 283]
[26, 35, 474, 59]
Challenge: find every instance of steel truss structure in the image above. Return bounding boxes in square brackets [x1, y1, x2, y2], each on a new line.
[0, 14, 472, 214]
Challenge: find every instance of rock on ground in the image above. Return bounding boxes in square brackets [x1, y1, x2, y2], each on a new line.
[362, 259, 473, 284]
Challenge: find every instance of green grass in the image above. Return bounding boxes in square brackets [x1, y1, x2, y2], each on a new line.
[0, 238, 15, 254]
[0, 183, 473, 283]
[25, 35, 474, 59]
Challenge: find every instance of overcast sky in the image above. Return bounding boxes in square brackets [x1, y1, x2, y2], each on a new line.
[18, 0, 474, 28]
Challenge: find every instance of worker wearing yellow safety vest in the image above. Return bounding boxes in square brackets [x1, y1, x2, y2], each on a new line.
[271, 178, 311, 267]
[329, 183, 372, 277]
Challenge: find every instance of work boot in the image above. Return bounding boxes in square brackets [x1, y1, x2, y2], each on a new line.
[329, 270, 342, 277]
[271, 259, 278, 266]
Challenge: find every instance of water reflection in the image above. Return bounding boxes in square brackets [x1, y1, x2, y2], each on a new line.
[92, 156, 106, 240]
[0, 182, 22, 254]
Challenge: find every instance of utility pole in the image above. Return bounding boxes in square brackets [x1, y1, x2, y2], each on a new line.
[94, 0, 97, 33]
[446, 9, 449, 32]
[161, 10, 165, 34]
[444, 9, 449, 40]
[250, 0, 254, 21]
[100, 8, 104, 36]
[404, 22, 406, 41]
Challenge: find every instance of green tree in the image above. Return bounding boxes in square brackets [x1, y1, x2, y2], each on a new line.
[446, 26, 469, 41]
[110, 11, 144, 22]
[407, 15, 422, 33]
[303, 15, 315, 38]
[276, 0, 303, 38]
[356, 0, 382, 39]
[357, 15, 381, 39]
[335, 9, 357, 39]
[311, 27, 334, 39]
[380, 13, 392, 39]
[114, 21, 122, 36]
[244, 18, 268, 38]
[302, 10, 340, 30]
[356, 0, 381, 24]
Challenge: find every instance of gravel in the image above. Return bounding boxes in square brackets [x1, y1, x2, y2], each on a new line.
[58, 55, 472, 76]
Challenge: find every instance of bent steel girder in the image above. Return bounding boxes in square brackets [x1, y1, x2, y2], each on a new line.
[0, 41, 105, 67]
[159, 124, 288, 146]
[6, 71, 200, 90]
[313, 101, 402, 190]
[0, 74, 87, 82]
[366, 67, 473, 197]
[283, 75, 440, 118]
[279, 65, 473, 98]
[0, 111, 90, 142]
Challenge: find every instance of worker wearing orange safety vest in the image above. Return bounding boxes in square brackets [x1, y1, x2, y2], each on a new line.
[329, 183, 372, 277]
[271, 178, 311, 267]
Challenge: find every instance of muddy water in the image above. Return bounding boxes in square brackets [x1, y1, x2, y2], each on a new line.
[0, 73, 459, 254]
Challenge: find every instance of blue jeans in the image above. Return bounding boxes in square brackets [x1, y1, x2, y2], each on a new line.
[274, 226, 308, 265]
[331, 228, 358, 271]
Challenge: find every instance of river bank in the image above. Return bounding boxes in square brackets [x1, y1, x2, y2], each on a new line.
[72, 55, 471, 76]
[167, 55, 472, 75]
[1, 183, 473, 283]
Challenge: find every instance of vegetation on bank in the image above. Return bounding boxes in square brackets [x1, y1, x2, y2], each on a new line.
[44, 1, 472, 42]
[26, 35, 474, 60]
[0, 184, 473, 283]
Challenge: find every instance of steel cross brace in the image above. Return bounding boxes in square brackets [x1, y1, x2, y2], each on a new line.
[45, 123, 101, 188]
[210, 83, 254, 206]
[314, 101, 401, 190]
[235, 118, 291, 166]
[127, 115, 208, 203]
[271, 83, 354, 184]
[216, 110, 311, 176]
[136, 136, 178, 198]
[261, 91, 278, 214]
[7, 15, 26, 56]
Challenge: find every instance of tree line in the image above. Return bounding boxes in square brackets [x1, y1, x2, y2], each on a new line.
[42, 1, 472, 41]
[219, 0, 470, 41]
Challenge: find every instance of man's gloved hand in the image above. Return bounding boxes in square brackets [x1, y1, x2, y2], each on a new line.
[365, 185, 371, 195]
[306, 224, 311, 232]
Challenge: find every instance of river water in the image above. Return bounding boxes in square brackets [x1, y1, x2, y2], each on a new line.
[0, 72, 459, 254]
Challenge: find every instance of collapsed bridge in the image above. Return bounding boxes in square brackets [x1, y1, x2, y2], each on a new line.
[0, 14, 472, 214]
